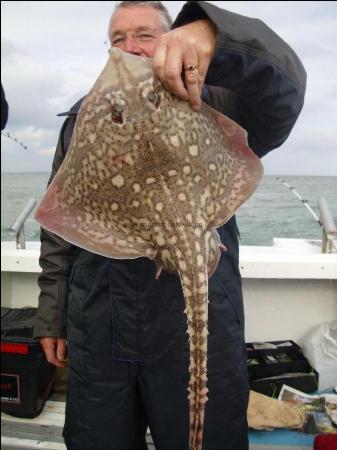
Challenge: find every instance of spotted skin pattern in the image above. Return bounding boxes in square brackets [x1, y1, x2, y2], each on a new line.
[35, 48, 263, 450]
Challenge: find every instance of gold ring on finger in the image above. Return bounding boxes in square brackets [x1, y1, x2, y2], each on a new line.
[185, 64, 198, 72]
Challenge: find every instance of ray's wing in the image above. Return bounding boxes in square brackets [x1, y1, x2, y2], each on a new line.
[207, 105, 264, 228]
[35, 49, 157, 261]
[35, 169, 156, 260]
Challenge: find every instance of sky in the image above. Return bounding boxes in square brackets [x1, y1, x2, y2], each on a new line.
[1, 1, 337, 175]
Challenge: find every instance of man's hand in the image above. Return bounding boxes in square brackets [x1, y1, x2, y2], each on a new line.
[153, 19, 216, 111]
[40, 337, 67, 368]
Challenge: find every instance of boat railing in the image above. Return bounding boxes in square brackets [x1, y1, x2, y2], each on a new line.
[319, 198, 337, 253]
[9, 198, 37, 249]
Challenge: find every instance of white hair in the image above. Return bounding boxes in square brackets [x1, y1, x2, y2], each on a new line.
[110, 1, 172, 38]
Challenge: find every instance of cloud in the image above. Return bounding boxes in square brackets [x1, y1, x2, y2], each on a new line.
[1, 38, 27, 60]
[38, 147, 57, 156]
[2, 38, 67, 127]
[19, 127, 57, 149]
[1, 1, 336, 175]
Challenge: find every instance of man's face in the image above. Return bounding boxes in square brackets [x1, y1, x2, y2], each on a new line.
[109, 6, 167, 57]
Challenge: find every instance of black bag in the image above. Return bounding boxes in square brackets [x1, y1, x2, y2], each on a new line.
[1, 307, 56, 418]
[246, 340, 319, 397]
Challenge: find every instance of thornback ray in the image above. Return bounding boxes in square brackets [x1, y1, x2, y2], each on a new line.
[35, 47, 263, 450]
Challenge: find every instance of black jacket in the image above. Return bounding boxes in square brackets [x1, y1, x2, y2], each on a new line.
[1, 83, 9, 130]
[34, 1, 306, 338]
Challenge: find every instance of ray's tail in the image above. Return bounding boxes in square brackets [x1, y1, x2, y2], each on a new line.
[177, 253, 209, 450]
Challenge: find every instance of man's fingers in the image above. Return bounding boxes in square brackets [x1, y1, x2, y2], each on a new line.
[40, 337, 66, 368]
[154, 20, 216, 110]
[161, 43, 188, 99]
[183, 47, 200, 111]
[56, 338, 67, 362]
[197, 55, 209, 97]
[184, 48, 211, 110]
[153, 41, 168, 86]
[184, 67, 200, 111]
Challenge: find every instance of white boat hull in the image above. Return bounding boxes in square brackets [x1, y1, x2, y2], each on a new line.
[2, 239, 336, 343]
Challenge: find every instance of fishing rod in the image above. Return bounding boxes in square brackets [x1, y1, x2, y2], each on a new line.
[277, 177, 337, 252]
[1, 131, 28, 150]
[276, 177, 322, 227]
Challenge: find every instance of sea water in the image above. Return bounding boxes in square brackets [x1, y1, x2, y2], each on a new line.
[1, 173, 336, 246]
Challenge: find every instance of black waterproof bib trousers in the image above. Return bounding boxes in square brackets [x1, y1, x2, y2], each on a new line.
[63, 218, 249, 450]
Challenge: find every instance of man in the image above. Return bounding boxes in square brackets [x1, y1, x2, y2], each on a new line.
[35, 2, 306, 449]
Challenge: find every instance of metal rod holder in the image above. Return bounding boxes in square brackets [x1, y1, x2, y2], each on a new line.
[319, 198, 337, 253]
[9, 198, 37, 249]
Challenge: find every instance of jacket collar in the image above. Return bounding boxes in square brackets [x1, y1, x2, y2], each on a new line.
[57, 96, 86, 117]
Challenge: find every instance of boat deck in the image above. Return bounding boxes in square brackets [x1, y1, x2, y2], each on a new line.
[1, 404, 314, 450]
[1, 374, 314, 450]
[1, 406, 156, 449]
[2, 236, 334, 449]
